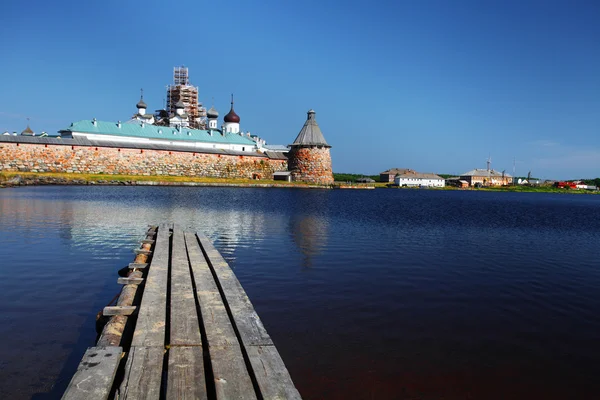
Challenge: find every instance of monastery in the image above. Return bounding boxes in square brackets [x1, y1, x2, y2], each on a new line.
[0, 66, 334, 184]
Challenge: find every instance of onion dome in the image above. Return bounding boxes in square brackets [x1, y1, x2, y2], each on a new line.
[175, 100, 185, 109]
[207, 106, 219, 119]
[223, 94, 240, 123]
[136, 89, 147, 109]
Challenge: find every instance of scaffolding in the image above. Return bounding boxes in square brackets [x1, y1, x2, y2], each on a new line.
[166, 66, 207, 128]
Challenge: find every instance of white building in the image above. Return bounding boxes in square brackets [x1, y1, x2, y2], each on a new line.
[394, 171, 445, 187]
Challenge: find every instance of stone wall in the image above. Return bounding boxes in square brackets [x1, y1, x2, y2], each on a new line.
[288, 146, 333, 184]
[0, 142, 287, 179]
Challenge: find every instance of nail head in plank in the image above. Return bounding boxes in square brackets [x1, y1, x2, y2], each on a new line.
[62, 346, 123, 400]
[131, 223, 169, 347]
[167, 346, 207, 400]
[117, 277, 144, 285]
[103, 306, 137, 316]
[170, 228, 203, 346]
[128, 263, 148, 269]
[210, 346, 258, 400]
[119, 346, 164, 400]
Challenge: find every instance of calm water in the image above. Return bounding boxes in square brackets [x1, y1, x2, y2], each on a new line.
[1, 186, 600, 399]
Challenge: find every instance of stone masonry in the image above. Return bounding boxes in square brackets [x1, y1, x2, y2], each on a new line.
[0, 142, 287, 179]
[288, 147, 333, 184]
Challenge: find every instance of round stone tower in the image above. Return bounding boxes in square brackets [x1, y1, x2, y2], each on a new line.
[288, 109, 333, 184]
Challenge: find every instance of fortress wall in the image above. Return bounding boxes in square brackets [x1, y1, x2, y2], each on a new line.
[0, 142, 287, 179]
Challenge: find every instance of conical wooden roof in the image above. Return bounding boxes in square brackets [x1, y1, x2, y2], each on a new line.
[291, 109, 330, 147]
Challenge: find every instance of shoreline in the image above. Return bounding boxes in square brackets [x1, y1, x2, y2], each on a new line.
[1, 172, 597, 194]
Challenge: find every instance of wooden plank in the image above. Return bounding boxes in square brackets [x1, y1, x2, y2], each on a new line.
[119, 346, 164, 400]
[170, 227, 203, 346]
[197, 234, 301, 399]
[131, 223, 169, 347]
[117, 277, 144, 285]
[103, 306, 136, 316]
[134, 248, 152, 255]
[62, 346, 122, 400]
[140, 239, 155, 244]
[184, 232, 256, 398]
[184, 232, 239, 347]
[128, 263, 148, 269]
[210, 346, 258, 400]
[167, 346, 207, 400]
[197, 234, 273, 346]
[246, 345, 302, 400]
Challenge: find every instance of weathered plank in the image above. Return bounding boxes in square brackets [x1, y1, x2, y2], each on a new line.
[184, 232, 239, 347]
[119, 346, 165, 400]
[131, 223, 169, 347]
[128, 263, 148, 269]
[246, 345, 302, 400]
[197, 233, 301, 399]
[62, 346, 122, 400]
[134, 249, 152, 255]
[117, 277, 144, 285]
[103, 306, 136, 316]
[184, 232, 256, 398]
[197, 234, 273, 346]
[140, 239, 155, 244]
[170, 227, 202, 346]
[167, 346, 207, 400]
[210, 346, 258, 400]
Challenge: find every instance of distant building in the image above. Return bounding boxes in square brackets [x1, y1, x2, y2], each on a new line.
[380, 168, 414, 183]
[460, 169, 512, 186]
[356, 177, 375, 183]
[166, 66, 206, 129]
[394, 171, 445, 187]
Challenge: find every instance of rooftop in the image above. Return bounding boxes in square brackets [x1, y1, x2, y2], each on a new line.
[60, 120, 258, 146]
[291, 109, 330, 147]
[461, 169, 513, 178]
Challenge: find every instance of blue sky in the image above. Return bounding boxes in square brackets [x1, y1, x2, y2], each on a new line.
[1, 0, 598, 179]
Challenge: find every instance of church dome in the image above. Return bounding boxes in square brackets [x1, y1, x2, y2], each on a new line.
[207, 106, 219, 118]
[136, 98, 147, 109]
[224, 106, 240, 123]
[175, 100, 185, 109]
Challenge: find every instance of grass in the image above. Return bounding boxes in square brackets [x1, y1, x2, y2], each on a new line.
[0, 171, 326, 187]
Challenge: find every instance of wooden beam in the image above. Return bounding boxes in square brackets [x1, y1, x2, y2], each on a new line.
[167, 346, 207, 400]
[184, 232, 256, 399]
[128, 263, 148, 269]
[197, 233, 301, 399]
[103, 306, 136, 316]
[140, 239, 155, 244]
[134, 248, 152, 255]
[131, 223, 169, 347]
[62, 346, 123, 400]
[170, 227, 203, 346]
[118, 346, 165, 400]
[117, 277, 144, 285]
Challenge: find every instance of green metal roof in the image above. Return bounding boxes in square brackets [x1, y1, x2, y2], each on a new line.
[61, 120, 257, 146]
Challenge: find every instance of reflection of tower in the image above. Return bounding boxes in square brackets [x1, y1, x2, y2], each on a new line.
[289, 215, 330, 267]
[288, 109, 333, 184]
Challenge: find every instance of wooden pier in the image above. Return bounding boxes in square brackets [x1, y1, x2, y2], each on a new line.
[63, 223, 301, 399]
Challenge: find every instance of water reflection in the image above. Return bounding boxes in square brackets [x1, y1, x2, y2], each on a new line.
[289, 215, 329, 267]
